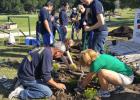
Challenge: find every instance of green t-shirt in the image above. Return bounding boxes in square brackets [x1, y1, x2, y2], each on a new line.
[90, 54, 133, 76]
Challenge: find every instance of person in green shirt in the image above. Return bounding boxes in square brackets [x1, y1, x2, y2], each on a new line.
[78, 49, 134, 97]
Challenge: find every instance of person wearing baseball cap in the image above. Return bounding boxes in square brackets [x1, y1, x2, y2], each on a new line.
[9, 43, 66, 100]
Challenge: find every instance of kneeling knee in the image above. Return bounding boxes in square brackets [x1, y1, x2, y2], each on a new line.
[98, 69, 106, 76]
[46, 89, 53, 97]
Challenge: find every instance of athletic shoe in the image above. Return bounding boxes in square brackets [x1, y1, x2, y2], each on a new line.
[111, 86, 124, 94]
[8, 85, 24, 100]
[98, 89, 110, 97]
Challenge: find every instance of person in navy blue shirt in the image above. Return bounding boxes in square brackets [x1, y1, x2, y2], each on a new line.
[59, 2, 69, 42]
[77, 5, 86, 50]
[80, 0, 108, 54]
[70, 8, 79, 40]
[8, 42, 66, 100]
[51, 9, 61, 39]
[78, 4, 92, 50]
[39, 1, 54, 46]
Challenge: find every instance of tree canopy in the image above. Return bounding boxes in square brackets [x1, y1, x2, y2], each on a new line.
[0, 0, 139, 14]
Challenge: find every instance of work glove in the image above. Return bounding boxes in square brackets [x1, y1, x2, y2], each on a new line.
[49, 32, 54, 44]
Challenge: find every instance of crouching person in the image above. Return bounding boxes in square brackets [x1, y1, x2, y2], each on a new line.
[9, 42, 66, 100]
[79, 49, 134, 98]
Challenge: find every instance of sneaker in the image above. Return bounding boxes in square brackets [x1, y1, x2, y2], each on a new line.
[98, 89, 110, 97]
[111, 86, 124, 94]
[0, 75, 7, 83]
[8, 85, 24, 100]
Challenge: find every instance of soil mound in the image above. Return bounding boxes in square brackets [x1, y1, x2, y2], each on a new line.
[109, 26, 133, 39]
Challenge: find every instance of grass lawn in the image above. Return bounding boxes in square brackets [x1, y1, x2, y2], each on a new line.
[0, 14, 38, 32]
[108, 8, 135, 31]
[0, 8, 135, 99]
[0, 8, 135, 32]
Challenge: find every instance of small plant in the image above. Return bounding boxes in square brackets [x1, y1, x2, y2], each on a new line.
[68, 79, 77, 87]
[83, 88, 97, 100]
[53, 63, 60, 72]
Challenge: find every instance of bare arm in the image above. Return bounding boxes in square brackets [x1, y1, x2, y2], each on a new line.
[85, 13, 105, 32]
[47, 78, 66, 90]
[44, 20, 51, 34]
[79, 72, 96, 88]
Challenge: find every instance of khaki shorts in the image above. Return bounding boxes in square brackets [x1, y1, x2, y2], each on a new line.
[118, 73, 134, 85]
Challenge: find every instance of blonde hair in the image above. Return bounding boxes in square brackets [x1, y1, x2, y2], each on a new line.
[80, 49, 98, 65]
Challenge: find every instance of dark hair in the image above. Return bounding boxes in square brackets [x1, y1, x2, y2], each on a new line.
[61, 2, 68, 7]
[51, 9, 55, 16]
[44, 1, 53, 7]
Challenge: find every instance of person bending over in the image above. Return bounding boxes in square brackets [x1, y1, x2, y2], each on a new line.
[9, 42, 66, 100]
[78, 49, 134, 97]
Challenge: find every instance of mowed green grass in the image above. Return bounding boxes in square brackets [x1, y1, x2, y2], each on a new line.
[0, 14, 38, 32]
[0, 9, 135, 99]
[108, 8, 135, 31]
[0, 9, 135, 32]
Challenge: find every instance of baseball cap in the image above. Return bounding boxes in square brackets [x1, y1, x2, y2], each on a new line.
[73, 8, 77, 11]
[53, 41, 66, 52]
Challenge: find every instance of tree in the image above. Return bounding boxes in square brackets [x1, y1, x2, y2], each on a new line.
[120, 0, 140, 8]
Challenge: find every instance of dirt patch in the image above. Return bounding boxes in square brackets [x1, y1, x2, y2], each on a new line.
[109, 26, 133, 39]
[50, 42, 140, 100]
[1, 41, 140, 100]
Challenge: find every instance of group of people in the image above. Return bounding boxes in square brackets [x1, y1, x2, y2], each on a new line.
[36, 1, 69, 47]
[8, 0, 134, 100]
[36, 0, 108, 54]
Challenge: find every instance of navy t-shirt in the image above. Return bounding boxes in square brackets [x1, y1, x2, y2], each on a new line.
[18, 47, 53, 82]
[88, 0, 108, 32]
[39, 7, 52, 34]
[59, 9, 68, 26]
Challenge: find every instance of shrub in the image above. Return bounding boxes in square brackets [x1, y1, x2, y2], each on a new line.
[83, 88, 97, 100]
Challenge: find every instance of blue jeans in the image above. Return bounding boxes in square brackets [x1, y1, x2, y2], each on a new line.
[82, 30, 89, 50]
[59, 26, 67, 42]
[42, 32, 53, 46]
[71, 23, 79, 40]
[19, 80, 52, 100]
[92, 31, 108, 54]
[88, 31, 94, 49]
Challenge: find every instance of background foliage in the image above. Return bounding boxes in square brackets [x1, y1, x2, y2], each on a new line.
[0, 0, 140, 14]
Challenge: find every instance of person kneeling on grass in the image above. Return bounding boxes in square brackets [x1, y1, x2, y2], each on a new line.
[8, 42, 66, 100]
[78, 49, 134, 97]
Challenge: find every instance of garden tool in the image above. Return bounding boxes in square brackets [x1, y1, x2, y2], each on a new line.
[66, 50, 77, 70]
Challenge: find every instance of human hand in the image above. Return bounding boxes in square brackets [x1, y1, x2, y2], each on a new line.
[56, 83, 66, 90]
[84, 26, 91, 32]
[51, 16, 54, 21]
